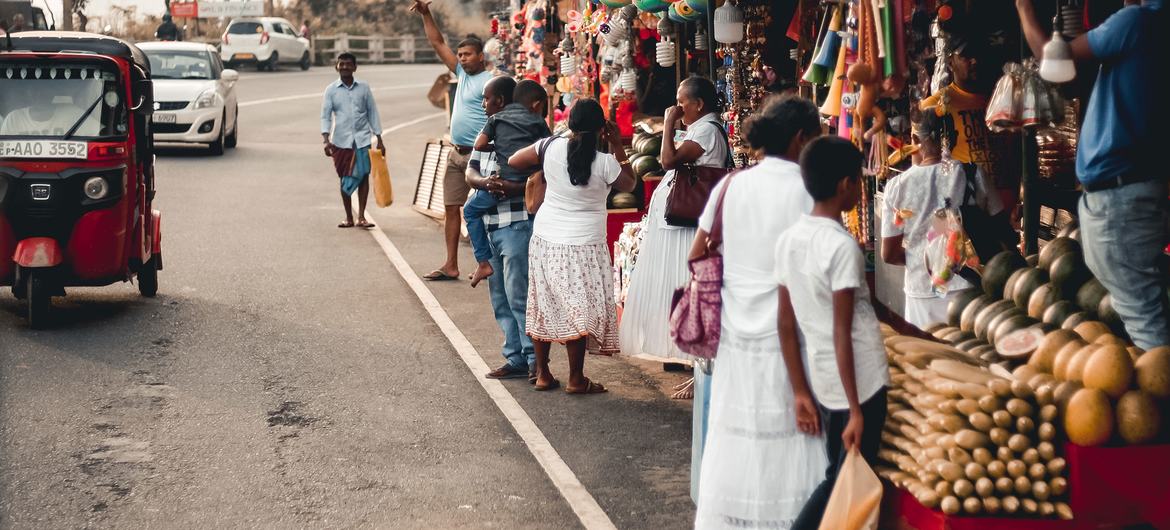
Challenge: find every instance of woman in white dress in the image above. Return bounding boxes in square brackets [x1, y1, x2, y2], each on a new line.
[692, 96, 829, 529]
[509, 99, 637, 394]
[620, 76, 731, 399]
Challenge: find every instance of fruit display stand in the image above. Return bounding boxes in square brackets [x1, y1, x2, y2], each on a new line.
[882, 442, 1170, 529]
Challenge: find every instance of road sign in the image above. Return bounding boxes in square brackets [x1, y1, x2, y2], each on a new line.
[197, 1, 264, 18]
[170, 2, 197, 18]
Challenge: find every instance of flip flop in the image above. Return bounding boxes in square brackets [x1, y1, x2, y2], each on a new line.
[533, 379, 560, 392]
[356, 221, 375, 229]
[423, 270, 459, 281]
[338, 221, 355, 228]
[565, 379, 607, 395]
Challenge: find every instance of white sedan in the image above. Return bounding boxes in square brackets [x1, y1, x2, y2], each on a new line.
[138, 41, 240, 155]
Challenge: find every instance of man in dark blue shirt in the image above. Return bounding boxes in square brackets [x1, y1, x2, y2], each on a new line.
[1018, 0, 1168, 348]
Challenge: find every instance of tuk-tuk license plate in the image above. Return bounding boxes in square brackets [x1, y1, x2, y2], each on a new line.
[0, 140, 87, 159]
[153, 113, 177, 124]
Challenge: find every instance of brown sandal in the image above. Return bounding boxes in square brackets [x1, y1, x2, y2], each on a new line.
[534, 379, 560, 392]
[565, 379, 607, 395]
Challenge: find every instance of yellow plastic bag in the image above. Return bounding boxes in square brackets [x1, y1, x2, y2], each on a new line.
[817, 450, 883, 530]
[369, 148, 393, 208]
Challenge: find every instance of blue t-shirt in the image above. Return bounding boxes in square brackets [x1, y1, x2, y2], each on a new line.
[450, 65, 491, 147]
[1077, 1, 1165, 183]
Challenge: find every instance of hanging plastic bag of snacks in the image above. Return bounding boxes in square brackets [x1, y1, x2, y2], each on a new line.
[986, 63, 1023, 132]
[923, 197, 980, 296]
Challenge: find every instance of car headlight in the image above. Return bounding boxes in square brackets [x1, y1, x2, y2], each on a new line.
[194, 89, 219, 109]
[84, 177, 109, 200]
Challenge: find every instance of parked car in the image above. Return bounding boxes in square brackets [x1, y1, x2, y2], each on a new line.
[220, 17, 311, 71]
[138, 41, 239, 155]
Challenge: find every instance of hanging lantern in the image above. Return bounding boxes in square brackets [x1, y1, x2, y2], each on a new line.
[713, 0, 743, 44]
[656, 38, 677, 67]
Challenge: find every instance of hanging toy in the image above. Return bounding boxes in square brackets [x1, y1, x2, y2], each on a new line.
[684, 0, 710, 15]
[634, 0, 671, 13]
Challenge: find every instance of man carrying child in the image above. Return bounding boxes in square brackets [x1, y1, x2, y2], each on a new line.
[465, 79, 550, 288]
[776, 136, 890, 530]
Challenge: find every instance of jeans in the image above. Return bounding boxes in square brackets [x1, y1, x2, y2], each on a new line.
[791, 388, 888, 530]
[1079, 179, 1170, 350]
[487, 220, 534, 371]
[465, 189, 499, 264]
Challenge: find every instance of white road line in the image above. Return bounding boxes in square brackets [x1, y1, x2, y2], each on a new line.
[381, 112, 446, 135]
[364, 220, 618, 530]
[239, 82, 433, 108]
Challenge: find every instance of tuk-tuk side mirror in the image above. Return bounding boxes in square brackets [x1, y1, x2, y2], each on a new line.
[132, 79, 153, 114]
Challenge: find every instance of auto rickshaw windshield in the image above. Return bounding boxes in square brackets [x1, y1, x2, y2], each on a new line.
[0, 63, 129, 139]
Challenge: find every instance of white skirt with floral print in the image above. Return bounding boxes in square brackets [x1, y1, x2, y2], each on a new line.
[525, 234, 620, 353]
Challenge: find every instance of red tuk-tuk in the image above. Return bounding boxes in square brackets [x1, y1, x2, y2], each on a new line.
[0, 32, 162, 328]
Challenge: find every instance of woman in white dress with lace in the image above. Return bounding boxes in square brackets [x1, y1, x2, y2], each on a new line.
[619, 77, 730, 392]
[692, 96, 828, 529]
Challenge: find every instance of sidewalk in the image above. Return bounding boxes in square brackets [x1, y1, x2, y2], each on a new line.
[367, 121, 697, 529]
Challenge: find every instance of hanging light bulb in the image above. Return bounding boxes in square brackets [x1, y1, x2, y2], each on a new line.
[1039, 15, 1075, 83]
[620, 69, 637, 92]
[561, 54, 577, 76]
[656, 38, 677, 67]
[713, 0, 743, 44]
[694, 22, 709, 51]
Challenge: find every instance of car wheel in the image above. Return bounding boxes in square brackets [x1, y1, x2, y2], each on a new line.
[208, 114, 226, 155]
[138, 255, 159, 297]
[225, 109, 239, 149]
[265, 52, 279, 71]
[300, 52, 311, 70]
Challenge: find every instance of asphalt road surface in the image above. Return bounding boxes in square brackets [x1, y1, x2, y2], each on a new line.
[0, 65, 695, 529]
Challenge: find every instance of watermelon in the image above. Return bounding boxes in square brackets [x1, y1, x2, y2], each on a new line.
[976, 300, 1019, 340]
[932, 326, 960, 341]
[632, 155, 661, 177]
[1013, 268, 1050, 309]
[1003, 268, 1030, 304]
[991, 314, 1038, 346]
[956, 338, 987, 352]
[1098, 295, 1124, 334]
[982, 252, 1028, 299]
[945, 330, 977, 344]
[998, 326, 1047, 360]
[985, 308, 1025, 343]
[1043, 300, 1079, 327]
[1027, 254, 1040, 267]
[1062, 312, 1093, 331]
[1039, 237, 1082, 270]
[638, 136, 663, 157]
[948, 289, 985, 327]
[610, 192, 639, 209]
[925, 323, 950, 335]
[1050, 251, 1091, 298]
[1077, 278, 1110, 316]
[1028, 283, 1062, 319]
[960, 295, 996, 332]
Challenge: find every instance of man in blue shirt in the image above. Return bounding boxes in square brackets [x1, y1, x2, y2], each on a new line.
[321, 53, 384, 229]
[412, 0, 494, 282]
[1018, 0, 1168, 349]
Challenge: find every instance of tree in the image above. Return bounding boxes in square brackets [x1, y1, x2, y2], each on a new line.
[73, 0, 89, 31]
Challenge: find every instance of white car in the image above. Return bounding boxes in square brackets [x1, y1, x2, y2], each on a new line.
[220, 17, 311, 71]
[139, 41, 240, 155]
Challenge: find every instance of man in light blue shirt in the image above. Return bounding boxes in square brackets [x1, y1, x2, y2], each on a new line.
[1017, 0, 1168, 348]
[413, 0, 494, 281]
[321, 52, 384, 229]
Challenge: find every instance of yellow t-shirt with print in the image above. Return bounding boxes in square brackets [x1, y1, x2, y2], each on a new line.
[920, 83, 1020, 192]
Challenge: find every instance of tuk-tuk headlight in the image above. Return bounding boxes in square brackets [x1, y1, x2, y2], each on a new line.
[84, 177, 110, 200]
[194, 89, 219, 109]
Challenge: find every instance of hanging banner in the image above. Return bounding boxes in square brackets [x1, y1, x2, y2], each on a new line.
[170, 2, 198, 18]
[197, 1, 265, 18]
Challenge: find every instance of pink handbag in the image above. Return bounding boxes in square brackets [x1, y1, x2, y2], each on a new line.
[669, 173, 737, 360]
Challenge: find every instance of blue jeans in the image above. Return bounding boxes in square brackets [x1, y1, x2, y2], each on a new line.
[487, 220, 534, 371]
[1080, 179, 1170, 350]
[465, 189, 501, 264]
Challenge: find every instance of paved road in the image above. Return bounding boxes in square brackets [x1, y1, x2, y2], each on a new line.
[0, 65, 694, 529]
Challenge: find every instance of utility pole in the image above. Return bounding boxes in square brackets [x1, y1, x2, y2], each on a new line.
[61, 0, 74, 30]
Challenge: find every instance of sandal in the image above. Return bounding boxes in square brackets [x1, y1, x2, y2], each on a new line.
[565, 379, 607, 395]
[528, 370, 538, 385]
[423, 270, 459, 281]
[533, 379, 560, 392]
[356, 220, 375, 229]
[338, 221, 355, 228]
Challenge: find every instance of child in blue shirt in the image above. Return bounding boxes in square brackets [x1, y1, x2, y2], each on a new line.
[467, 79, 550, 287]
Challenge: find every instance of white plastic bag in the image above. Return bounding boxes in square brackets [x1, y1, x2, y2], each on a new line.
[816, 450, 883, 530]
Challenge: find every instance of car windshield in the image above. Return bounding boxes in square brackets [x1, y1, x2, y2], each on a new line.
[228, 22, 263, 34]
[146, 50, 214, 80]
[0, 62, 128, 139]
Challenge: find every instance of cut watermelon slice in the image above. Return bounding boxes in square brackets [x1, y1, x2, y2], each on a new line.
[997, 326, 1047, 360]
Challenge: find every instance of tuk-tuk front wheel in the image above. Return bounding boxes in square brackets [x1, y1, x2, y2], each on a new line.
[25, 272, 51, 329]
[138, 255, 159, 298]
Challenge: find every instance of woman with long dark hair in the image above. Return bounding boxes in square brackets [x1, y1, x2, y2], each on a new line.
[508, 99, 636, 394]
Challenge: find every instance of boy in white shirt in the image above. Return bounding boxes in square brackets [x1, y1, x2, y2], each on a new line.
[776, 136, 891, 530]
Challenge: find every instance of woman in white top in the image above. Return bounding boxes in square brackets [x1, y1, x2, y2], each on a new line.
[620, 76, 730, 399]
[691, 96, 829, 529]
[880, 112, 1004, 329]
[508, 99, 636, 394]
